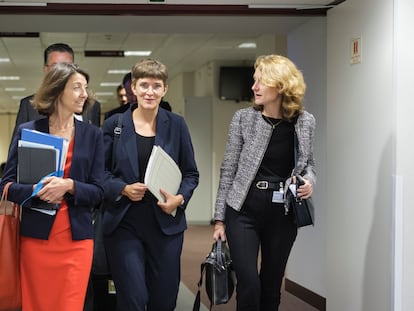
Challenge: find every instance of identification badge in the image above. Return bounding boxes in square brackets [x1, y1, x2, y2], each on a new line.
[272, 191, 284, 203]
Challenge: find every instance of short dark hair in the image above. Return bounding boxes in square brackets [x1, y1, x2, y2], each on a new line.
[44, 43, 74, 66]
[122, 72, 132, 86]
[131, 59, 168, 85]
[117, 84, 124, 93]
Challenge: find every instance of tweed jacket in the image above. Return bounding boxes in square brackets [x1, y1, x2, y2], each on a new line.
[213, 107, 316, 221]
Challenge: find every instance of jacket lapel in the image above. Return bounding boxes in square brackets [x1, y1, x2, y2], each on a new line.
[120, 110, 139, 178]
[154, 108, 169, 148]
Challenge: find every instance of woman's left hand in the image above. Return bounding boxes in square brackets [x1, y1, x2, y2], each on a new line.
[157, 188, 184, 216]
[36, 176, 73, 204]
[295, 176, 313, 199]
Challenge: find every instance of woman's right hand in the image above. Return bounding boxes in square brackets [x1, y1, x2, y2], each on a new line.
[213, 220, 227, 242]
[122, 183, 147, 201]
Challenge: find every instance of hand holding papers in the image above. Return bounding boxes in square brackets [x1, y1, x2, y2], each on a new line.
[144, 146, 182, 216]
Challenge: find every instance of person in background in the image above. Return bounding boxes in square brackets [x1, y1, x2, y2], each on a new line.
[212, 54, 316, 311]
[159, 99, 172, 111]
[117, 84, 128, 106]
[102, 58, 199, 310]
[0, 63, 104, 311]
[12, 42, 101, 139]
[104, 72, 135, 120]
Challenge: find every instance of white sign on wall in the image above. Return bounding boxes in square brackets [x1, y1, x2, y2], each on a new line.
[350, 37, 362, 64]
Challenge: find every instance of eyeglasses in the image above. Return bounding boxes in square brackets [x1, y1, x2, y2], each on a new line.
[137, 82, 164, 94]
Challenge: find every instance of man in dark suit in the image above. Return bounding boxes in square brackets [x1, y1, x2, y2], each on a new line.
[103, 72, 135, 120]
[12, 43, 101, 138]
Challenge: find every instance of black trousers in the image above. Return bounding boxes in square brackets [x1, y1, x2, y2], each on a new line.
[225, 186, 297, 311]
[104, 202, 183, 311]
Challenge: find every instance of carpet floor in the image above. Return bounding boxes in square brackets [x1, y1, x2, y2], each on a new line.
[180, 224, 319, 311]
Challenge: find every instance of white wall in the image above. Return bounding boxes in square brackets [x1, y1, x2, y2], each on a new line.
[0, 114, 15, 164]
[326, 0, 395, 310]
[394, 0, 414, 310]
[184, 96, 214, 224]
[286, 16, 327, 297]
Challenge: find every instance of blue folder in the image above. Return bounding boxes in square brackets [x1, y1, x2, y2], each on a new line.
[21, 128, 68, 177]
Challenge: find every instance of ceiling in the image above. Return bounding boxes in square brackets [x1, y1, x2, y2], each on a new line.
[0, 0, 342, 114]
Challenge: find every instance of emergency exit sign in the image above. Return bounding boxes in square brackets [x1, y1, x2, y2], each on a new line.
[350, 37, 362, 64]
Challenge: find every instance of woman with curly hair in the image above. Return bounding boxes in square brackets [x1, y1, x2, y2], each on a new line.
[213, 54, 316, 310]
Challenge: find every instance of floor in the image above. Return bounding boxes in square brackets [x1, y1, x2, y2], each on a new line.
[180, 224, 319, 311]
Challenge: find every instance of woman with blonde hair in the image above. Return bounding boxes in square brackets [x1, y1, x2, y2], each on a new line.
[213, 54, 316, 310]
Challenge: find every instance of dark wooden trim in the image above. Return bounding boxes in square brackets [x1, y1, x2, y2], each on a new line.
[0, 4, 328, 16]
[284, 278, 326, 311]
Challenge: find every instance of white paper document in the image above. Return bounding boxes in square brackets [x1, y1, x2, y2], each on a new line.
[144, 146, 182, 216]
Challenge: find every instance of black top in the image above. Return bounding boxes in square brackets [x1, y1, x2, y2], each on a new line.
[136, 133, 155, 183]
[256, 116, 295, 180]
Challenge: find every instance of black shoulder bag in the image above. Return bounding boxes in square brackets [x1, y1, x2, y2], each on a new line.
[288, 174, 315, 227]
[288, 129, 315, 228]
[192, 238, 236, 311]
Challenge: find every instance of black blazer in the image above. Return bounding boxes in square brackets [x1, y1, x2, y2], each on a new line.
[102, 104, 199, 236]
[1, 118, 104, 240]
[12, 95, 101, 137]
[104, 102, 130, 120]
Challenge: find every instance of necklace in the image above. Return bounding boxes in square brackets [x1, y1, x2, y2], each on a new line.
[263, 115, 283, 129]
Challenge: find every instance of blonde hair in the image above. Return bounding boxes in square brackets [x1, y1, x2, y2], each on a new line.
[253, 54, 306, 120]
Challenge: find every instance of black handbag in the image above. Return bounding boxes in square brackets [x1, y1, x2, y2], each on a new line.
[192, 238, 236, 311]
[289, 175, 315, 228]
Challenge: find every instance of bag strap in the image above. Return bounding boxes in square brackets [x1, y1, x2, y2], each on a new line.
[192, 261, 206, 311]
[98, 113, 123, 216]
[193, 239, 227, 311]
[1, 182, 20, 218]
[216, 238, 224, 270]
[111, 113, 123, 170]
[1, 181, 11, 214]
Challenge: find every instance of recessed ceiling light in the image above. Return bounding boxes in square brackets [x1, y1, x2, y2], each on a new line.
[0, 76, 20, 80]
[100, 82, 120, 87]
[0, 58, 10, 62]
[238, 42, 257, 49]
[5, 87, 26, 91]
[95, 92, 114, 96]
[124, 51, 152, 56]
[107, 69, 130, 74]
[0, 2, 46, 6]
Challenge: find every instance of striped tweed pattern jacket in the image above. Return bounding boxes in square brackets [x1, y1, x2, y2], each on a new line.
[214, 107, 316, 221]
